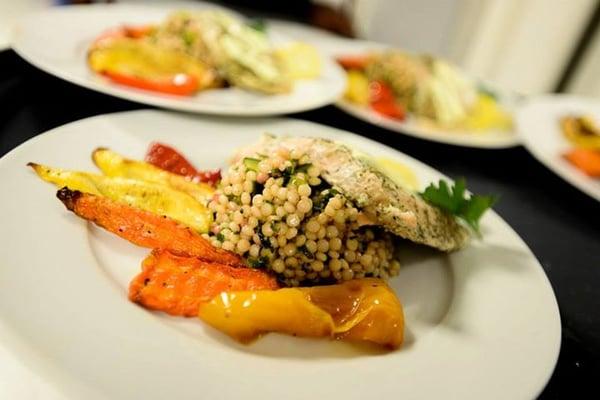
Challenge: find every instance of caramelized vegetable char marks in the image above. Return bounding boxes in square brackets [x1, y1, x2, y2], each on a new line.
[56, 187, 243, 266]
[129, 249, 279, 317]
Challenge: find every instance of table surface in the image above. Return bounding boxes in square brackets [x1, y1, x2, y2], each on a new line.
[1, 47, 599, 399]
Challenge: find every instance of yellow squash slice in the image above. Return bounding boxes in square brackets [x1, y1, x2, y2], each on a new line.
[92, 148, 214, 204]
[29, 163, 210, 233]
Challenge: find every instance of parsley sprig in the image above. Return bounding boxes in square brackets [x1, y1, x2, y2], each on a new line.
[421, 178, 497, 235]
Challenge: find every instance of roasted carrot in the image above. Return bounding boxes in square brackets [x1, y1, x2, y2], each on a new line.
[129, 249, 279, 317]
[564, 148, 600, 177]
[56, 187, 243, 266]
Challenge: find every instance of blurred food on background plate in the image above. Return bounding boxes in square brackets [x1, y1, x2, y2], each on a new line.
[561, 115, 600, 177]
[88, 10, 322, 96]
[337, 50, 513, 133]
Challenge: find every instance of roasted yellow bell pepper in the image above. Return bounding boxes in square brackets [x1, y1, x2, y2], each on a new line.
[88, 37, 216, 96]
[344, 70, 370, 105]
[198, 278, 404, 349]
[92, 148, 214, 204]
[29, 163, 210, 233]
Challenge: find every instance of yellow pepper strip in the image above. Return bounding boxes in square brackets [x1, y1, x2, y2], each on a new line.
[28, 163, 210, 233]
[344, 70, 370, 105]
[88, 37, 216, 92]
[92, 148, 214, 204]
[198, 278, 404, 349]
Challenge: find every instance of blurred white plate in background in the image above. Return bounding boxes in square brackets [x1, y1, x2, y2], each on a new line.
[11, 3, 345, 116]
[264, 28, 520, 149]
[332, 41, 519, 148]
[517, 94, 600, 201]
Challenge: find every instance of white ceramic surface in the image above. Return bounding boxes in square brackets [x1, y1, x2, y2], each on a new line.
[517, 94, 600, 202]
[11, 3, 345, 116]
[0, 110, 560, 400]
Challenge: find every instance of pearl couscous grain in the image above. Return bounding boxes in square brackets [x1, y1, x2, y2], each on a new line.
[208, 147, 400, 286]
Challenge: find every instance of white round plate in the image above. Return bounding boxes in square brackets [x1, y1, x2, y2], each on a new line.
[337, 99, 519, 148]
[323, 40, 519, 148]
[517, 94, 600, 202]
[11, 3, 345, 116]
[0, 110, 560, 400]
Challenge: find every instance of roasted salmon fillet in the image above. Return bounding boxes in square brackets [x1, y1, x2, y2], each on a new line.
[235, 136, 469, 251]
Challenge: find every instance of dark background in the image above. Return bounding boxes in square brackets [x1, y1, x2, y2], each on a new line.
[1, 21, 599, 398]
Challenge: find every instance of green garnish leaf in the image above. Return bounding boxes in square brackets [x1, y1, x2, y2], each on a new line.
[216, 233, 225, 242]
[421, 178, 497, 234]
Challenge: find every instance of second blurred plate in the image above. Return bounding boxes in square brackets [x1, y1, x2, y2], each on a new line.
[276, 35, 520, 149]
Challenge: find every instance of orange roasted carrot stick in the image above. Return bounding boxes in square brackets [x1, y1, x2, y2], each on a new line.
[56, 187, 243, 266]
[129, 250, 279, 317]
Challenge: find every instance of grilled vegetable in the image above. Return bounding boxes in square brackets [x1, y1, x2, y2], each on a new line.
[198, 278, 404, 348]
[88, 37, 216, 96]
[344, 70, 370, 105]
[93, 24, 155, 45]
[92, 148, 214, 203]
[337, 55, 371, 71]
[369, 80, 406, 120]
[561, 115, 600, 149]
[564, 148, 600, 177]
[29, 163, 210, 233]
[101, 71, 199, 96]
[55, 188, 242, 266]
[145, 142, 221, 185]
[129, 249, 278, 317]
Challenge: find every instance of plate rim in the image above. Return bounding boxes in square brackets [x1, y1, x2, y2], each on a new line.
[336, 99, 521, 149]
[0, 109, 561, 400]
